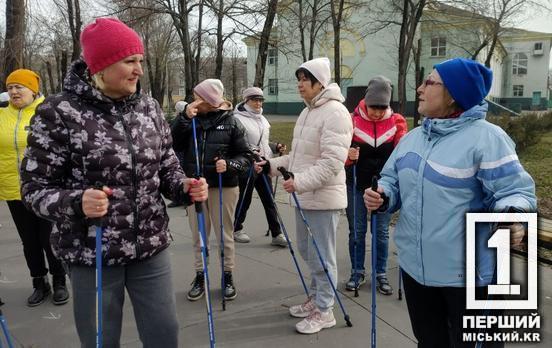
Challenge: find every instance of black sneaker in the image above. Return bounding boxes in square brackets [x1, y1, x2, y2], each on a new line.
[52, 275, 70, 305]
[187, 271, 205, 301]
[27, 276, 51, 307]
[376, 274, 393, 295]
[223, 271, 237, 300]
[345, 273, 366, 291]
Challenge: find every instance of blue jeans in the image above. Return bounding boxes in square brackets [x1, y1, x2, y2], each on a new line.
[69, 249, 179, 348]
[295, 209, 340, 312]
[346, 184, 392, 276]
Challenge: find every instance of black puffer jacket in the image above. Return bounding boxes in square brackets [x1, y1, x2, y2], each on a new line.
[20, 60, 189, 267]
[171, 110, 251, 187]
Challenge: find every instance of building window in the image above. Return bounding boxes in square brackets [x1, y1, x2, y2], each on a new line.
[268, 48, 278, 65]
[534, 42, 543, 51]
[513, 85, 524, 97]
[512, 53, 528, 75]
[430, 37, 446, 57]
[268, 79, 278, 95]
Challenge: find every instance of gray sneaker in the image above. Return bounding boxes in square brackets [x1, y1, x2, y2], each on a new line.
[233, 230, 250, 243]
[271, 233, 288, 247]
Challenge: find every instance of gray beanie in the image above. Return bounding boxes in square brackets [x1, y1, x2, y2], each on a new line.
[364, 76, 392, 107]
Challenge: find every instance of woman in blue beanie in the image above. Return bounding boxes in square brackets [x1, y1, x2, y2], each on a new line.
[364, 58, 536, 347]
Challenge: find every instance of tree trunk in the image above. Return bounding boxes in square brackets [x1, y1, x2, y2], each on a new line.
[298, 0, 307, 62]
[60, 50, 68, 88]
[308, 0, 319, 60]
[46, 61, 56, 94]
[331, 0, 345, 86]
[232, 57, 238, 105]
[253, 0, 278, 87]
[214, 0, 224, 79]
[413, 39, 423, 127]
[66, 0, 82, 62]
[397, 0, 426, 115]
[2, 0, 26, 87]
[194, 0, 203, 85]
[173, 0, 195, 101]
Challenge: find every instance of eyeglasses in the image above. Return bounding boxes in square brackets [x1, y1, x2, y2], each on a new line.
[422, 79, 443, 87]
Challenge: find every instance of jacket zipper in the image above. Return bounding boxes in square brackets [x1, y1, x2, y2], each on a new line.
[119, 109, 141, 258]
[14, 109, 23, 185]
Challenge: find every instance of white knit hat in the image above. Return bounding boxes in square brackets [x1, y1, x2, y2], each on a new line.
[297, 57, 331, 87]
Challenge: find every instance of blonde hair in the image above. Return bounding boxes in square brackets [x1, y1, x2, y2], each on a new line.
[91, 72, 106, 91]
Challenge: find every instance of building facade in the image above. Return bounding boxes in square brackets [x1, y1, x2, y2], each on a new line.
[244, 1, 552, 115]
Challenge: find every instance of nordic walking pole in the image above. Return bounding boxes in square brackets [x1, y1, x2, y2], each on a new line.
[234, 165, 254, 232]
[258, 170, 309, 296]
[91, 185, 111, 348]
[266, 150, 282, 237]
[192, 117, 216, 348]
[216, 151, 226, 311]
[278, 167, 353, 327]
[0, 308, 14, 348]
[91, 185, 112, 348]
[370, 176, 378, 348]
[352, 147, 360, 297]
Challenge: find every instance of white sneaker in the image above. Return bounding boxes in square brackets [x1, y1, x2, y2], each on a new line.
[289, 296, 316, 318]
[271, 233, 288, 247]
[296, 308, 336, 334]
[233, 230, 250, 243]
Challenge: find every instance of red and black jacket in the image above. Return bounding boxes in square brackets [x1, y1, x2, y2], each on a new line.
[346, 99, 408, 190]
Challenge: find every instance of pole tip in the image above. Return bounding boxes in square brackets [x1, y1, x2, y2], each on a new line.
[345, 315, 353, 327]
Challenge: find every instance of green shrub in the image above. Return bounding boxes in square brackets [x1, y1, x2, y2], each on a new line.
[487, 111, 552, 152]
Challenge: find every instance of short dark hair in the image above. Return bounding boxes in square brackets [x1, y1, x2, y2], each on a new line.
[295, 68, 319, 86]
[366, 105, 388, 110]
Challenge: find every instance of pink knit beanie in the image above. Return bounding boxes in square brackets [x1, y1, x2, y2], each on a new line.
[80, 18, 144, 74]
[194, 79, 232, 110]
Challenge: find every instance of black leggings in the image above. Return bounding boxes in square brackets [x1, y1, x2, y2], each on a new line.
[7, 200, 65, 278]
[402, 270, 503, 348]
[234, 173, 281, 237]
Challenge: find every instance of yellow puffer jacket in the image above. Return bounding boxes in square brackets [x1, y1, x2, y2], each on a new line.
[0, 96, 45, 200]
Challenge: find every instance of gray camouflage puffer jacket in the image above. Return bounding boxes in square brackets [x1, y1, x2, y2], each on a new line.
[20, 59, 189, 267]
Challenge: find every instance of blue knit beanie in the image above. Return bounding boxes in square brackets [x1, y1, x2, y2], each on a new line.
[434, 58, 492, 111]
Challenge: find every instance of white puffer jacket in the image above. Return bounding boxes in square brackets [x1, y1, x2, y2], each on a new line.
[269, 83, 353, 210]
[233, 102, 273, 158]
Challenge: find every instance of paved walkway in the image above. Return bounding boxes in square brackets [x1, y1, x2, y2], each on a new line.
[0, 190, 550, 347]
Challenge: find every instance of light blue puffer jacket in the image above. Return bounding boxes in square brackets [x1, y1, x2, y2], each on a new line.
[379, 102, 536, 287]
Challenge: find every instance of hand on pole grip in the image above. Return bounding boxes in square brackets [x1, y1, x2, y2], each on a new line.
[277, 167, 294, 180]
[86, 184, 112, 224]
[366, 176, 388, 213]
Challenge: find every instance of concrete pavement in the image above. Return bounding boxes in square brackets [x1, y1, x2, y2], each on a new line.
[1, 188, 551, 347]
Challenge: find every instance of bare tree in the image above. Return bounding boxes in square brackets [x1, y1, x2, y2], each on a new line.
[279, 0, 332, 62]
[253, 0, 278, 87]
[65, 0, 83, 61]
[2, 0, 26, 87]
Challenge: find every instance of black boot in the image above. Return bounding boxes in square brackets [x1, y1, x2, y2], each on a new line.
[187, 271, 205, 301]
[223, 271, 237, 301]
[52, 275, 69, 305]
[27, 276, 51, 307]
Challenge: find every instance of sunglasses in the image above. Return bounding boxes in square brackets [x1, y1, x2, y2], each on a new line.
[423, 78, 443, 87]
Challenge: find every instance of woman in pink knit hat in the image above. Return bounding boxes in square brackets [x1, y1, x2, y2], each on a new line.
[171, 79, 252, 303]
[19, 18, 208, 347]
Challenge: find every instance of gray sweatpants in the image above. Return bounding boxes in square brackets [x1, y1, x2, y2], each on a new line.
[295, 208, 340, 311]
[68, 249, 179, 348]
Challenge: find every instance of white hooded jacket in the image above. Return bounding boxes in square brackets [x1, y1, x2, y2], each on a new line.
[269, 83, 353, 210]
[233, 102, 273, 158]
